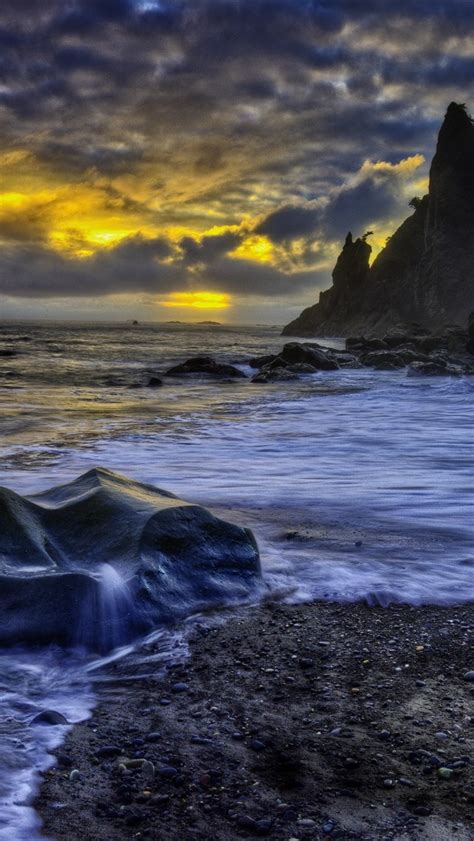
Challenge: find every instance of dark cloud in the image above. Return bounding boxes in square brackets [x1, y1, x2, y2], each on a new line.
[0, 0, 472, 312]
[255, 157, 420, 243]
[0, 237, 181, 298]
[0, 233, 317, 300]
[323, 176, 401, 240]
[256, 205, 321, 243]
[179, 231, 243, 265]
[205, 256, 319, 297]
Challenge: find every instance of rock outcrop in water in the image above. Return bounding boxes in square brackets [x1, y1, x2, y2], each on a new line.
[283, 103, 474, 337]
[248, 330, 474, 382]
[0, 468, 261, 650]
[165, 356, 246, 378]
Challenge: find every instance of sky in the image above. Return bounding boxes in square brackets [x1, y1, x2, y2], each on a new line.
[0, 1, 473, 324]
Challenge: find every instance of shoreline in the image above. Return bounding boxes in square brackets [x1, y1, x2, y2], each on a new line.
[36, 600, 474, 840]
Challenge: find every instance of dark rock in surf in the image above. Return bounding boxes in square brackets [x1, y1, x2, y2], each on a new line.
[407, 360, 465, 376]
[165, 356, 246, 378]
[279, 343, 339, 370]
[31, 710, 68, 726]
[251, 364, 312, 383]
[251, 369, 296, 384]
[359, 351, 406, 370]
[248, 354, 278, 369]
[0, 468, 261, 650]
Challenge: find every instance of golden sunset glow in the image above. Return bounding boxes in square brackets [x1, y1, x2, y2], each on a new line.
[158, 291, 231, 310]
[368, 154, 425, 175]
[232, 234, 276, 264]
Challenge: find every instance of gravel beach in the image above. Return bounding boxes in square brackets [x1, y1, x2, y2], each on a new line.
[36, 601, 474, 841]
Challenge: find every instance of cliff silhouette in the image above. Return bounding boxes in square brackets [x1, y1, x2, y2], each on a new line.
[283, 103, 474, 337]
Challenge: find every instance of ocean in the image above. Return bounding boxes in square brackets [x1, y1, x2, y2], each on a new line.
[1, 319, 474, 838]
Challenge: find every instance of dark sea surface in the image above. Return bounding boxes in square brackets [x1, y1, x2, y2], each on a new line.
[1, 319, 474, 838]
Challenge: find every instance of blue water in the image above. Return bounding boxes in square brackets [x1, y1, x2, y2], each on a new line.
[1, 320, 473, 838]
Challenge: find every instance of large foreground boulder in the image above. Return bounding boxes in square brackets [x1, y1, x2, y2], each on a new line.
[0, 469, 261, 650]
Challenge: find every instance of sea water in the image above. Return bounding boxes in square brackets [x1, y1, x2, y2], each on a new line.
[1, 320, 474, 837]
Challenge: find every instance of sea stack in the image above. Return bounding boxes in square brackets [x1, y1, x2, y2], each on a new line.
[283, 102, 474, 337]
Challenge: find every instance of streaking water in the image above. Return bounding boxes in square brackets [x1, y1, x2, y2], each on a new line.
[1, 320, 474, 838]
[0, 648, 94, 841]
[76, 563, 136, 653]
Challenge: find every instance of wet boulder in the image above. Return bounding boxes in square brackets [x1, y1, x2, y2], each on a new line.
[0, 469, 261, 650]
[407, 360, 465, 376]
[251, 363, 316, 383]
[395, 348, 433, 365]
[248, 354, 278, 369]
[165, 356, 246, 378]
[356, 338, 388, 351]
[359, 350, 406, 370]
[280, 343, 339, 370]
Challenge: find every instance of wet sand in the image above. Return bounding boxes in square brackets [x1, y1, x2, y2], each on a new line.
[37, 600, 474, 840]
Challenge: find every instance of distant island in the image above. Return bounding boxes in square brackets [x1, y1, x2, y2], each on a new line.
[283, 102, 474, 337]
[164, 320, 222, 326]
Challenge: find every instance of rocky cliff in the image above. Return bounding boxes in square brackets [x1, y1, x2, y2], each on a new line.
[283, 103, 474, 337]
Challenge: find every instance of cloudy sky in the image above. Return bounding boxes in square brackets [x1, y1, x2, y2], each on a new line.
[1, 0, 473, 323]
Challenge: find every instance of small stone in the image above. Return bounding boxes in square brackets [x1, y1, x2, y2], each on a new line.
[298, 818, 316, 827]
[413, 805, 432, 817]
[123, 758, 146, 769]
[95, 745, 122, 759]
[249, 738, 266, 752]
[171, 682, 189, 693]
[237, 815, 257, 831]
[322, 821, 335, 834]
[159, 698, 171, 706]
[463, 671, 474, 682]
[145, 732, 161, 742]
[158, 765, 178, 779]
[434, 731, 449, 740]
[438, 767, 454, 780]
[383, 778, 395, 788]
[255, 818, 273, 834]
[69, 769, 82, 782]
[399, 777, 415, 787]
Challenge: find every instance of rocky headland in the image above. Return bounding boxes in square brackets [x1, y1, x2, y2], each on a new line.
[283, 103, 474, 337]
